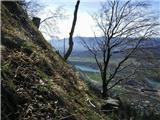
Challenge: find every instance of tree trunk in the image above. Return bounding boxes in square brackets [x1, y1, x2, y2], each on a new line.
[64, 0, 80, 61]
[102, 72, 108, 98]
[102, 79, 107, 98]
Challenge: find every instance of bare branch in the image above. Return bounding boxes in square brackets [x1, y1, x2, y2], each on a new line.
[108, 71, 135, 91]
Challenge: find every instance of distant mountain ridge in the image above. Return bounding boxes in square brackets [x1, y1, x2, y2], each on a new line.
[49, 36, 160, 52]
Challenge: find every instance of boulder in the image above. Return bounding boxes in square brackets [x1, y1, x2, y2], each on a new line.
[101, 98, 119, 113]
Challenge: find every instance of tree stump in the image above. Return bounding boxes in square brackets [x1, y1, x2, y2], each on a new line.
[32, 17, 41, 28]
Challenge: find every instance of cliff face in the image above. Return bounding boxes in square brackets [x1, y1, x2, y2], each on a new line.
[1, 2, 107, 120]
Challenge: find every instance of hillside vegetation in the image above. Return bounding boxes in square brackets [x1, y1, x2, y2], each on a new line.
[1, 2, 108, 120]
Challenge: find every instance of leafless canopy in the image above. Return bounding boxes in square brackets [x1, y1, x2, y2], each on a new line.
[22, 0, 67, 39]
[39, 6, 67, 39]
[21, 0, 44, 17]
[82, 0, 159, 97]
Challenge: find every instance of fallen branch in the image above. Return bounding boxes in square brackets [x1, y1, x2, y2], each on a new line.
[14, 66, 20, 78]
[100, 109, 116, 112]
[87, 98, 96, 108]
[59, 114, 75, 120]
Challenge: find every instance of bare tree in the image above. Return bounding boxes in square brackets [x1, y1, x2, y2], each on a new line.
[83, 0, 159, 98]
[21, 0, 66, 39]
[22, 0, 80, 57]
[39, 7, 67, 39]
[64, 0, 80, 61]
[21, 0, 43, 18]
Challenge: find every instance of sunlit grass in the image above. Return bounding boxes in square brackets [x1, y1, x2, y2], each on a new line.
[69, 56, 97, 63]
[85, 72, 101, 81]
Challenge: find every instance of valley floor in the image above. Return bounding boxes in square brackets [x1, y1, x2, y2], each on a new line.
[68, 55, 160, 116]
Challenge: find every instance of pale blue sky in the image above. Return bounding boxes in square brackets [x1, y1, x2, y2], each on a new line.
[33, 0, 160, 39]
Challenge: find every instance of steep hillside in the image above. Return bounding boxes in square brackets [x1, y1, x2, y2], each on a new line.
[1, 2, 107, 120]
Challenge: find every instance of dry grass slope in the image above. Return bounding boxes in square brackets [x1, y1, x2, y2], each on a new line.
[1, 2, 109, 120]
